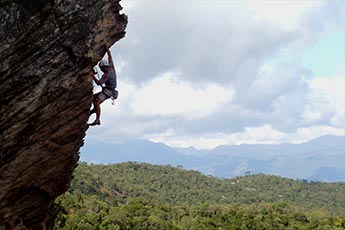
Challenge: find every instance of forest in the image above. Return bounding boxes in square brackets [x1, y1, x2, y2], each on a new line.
[55, 162, 345, 229]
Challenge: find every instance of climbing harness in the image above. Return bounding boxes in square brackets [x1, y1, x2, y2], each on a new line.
[111, 90, 119, 105]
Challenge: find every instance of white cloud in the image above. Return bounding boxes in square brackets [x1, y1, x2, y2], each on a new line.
[235, 124, 287, 143]
[114, 0, 299, 84]
[246, 0, 325, 31]
[130, 71, 234, 118]
[306, 77, 345, 127]
[146, 124, 287, 149]
[146, 124, 345, 150]
[85, 1, 345, 150]
[292, 125, 345, 143]
[146, 131, 230, 150]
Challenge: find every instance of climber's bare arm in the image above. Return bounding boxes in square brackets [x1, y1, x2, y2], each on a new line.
[105, 45, 114, 67]
[90, 70, 101, 85]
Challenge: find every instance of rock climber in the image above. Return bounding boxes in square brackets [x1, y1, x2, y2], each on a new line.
[89, 45, 118, 126]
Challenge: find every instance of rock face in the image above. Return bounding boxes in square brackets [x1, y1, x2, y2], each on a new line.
[0, 0, 127, 229]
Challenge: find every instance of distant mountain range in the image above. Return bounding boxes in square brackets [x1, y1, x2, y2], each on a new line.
[80, 135, 345, 182]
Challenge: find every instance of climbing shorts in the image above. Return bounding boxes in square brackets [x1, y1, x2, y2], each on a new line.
[95, 91, 110, 103]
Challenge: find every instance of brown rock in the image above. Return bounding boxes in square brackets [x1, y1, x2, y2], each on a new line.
[0, 0, 127, 229]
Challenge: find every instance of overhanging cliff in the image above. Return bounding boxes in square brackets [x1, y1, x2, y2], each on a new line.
[0, 0, 127, 229]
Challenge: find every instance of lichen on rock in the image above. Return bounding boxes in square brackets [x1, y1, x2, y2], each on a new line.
[0, 0, 127, 229]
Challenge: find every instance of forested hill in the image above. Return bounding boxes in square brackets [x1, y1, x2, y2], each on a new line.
[55, 162, 345, 229]
[68, 162, 345, 215]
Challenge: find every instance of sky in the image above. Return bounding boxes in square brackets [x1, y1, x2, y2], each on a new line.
[85, 0, 345, 150]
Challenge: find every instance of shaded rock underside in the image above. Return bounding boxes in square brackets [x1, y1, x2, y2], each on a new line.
[0, 0, 127, 229]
